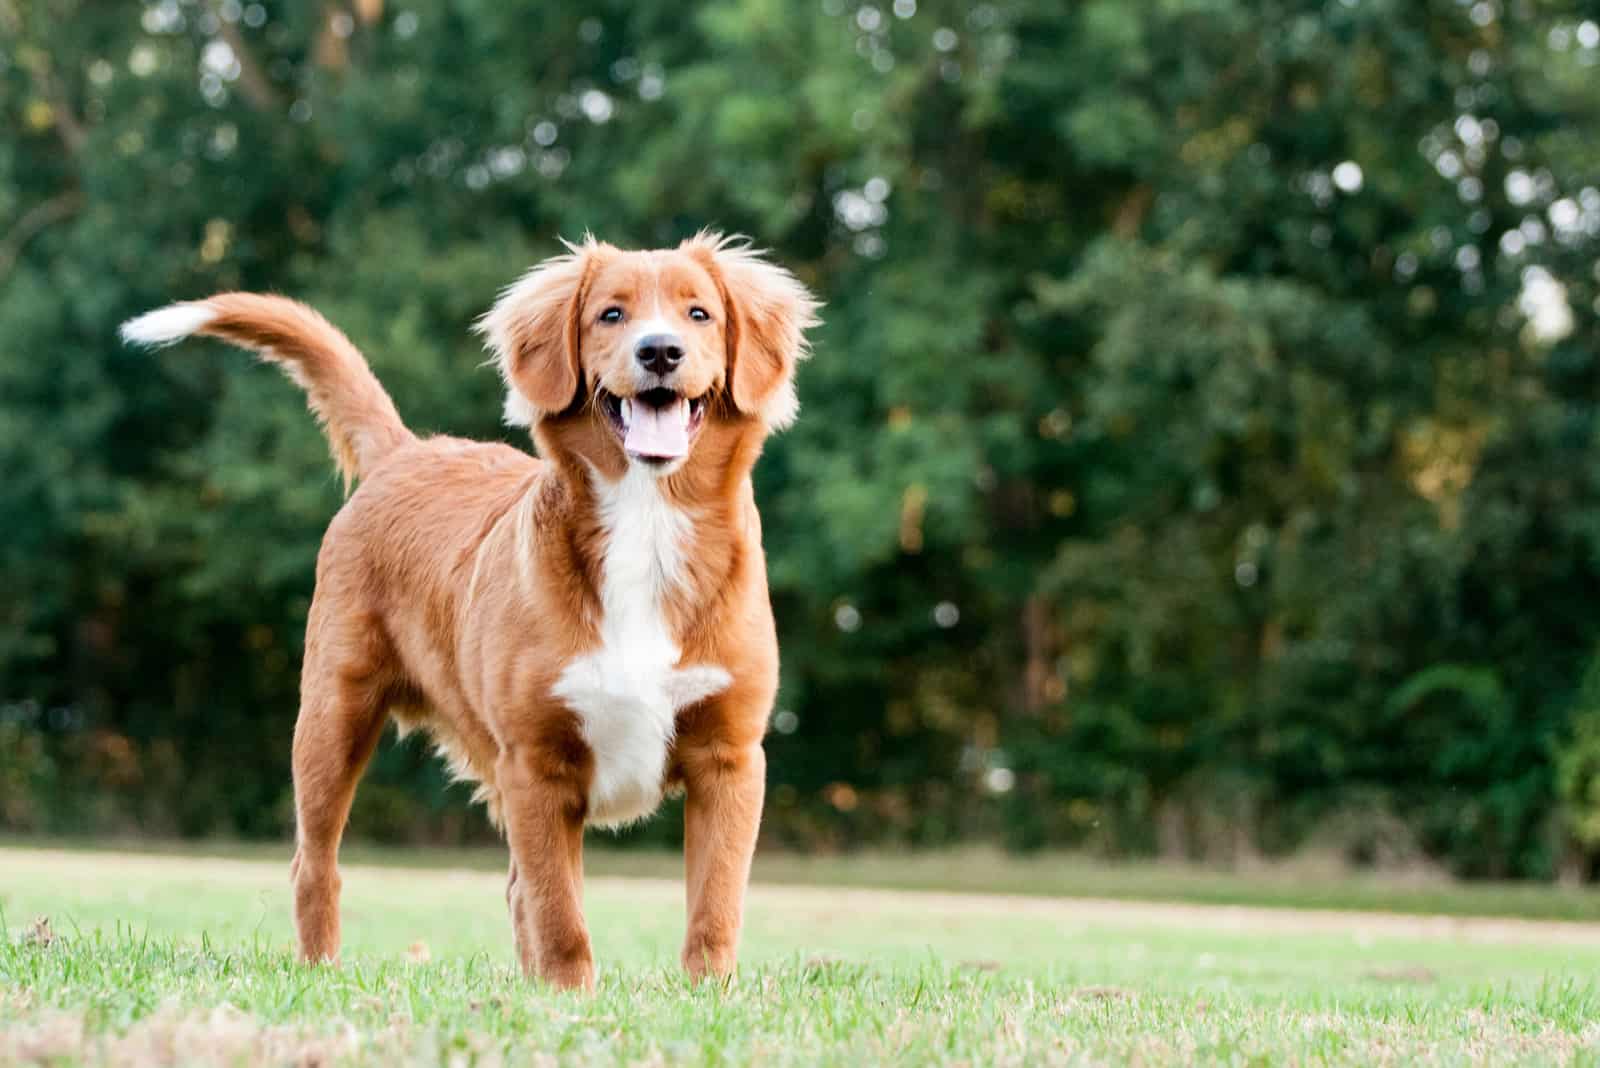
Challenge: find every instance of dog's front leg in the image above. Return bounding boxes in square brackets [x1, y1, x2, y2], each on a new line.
[496, 743, 593, 991]
[678, 734, 766, 980]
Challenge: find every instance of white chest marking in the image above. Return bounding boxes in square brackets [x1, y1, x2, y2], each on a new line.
[552, 465, 731, 827]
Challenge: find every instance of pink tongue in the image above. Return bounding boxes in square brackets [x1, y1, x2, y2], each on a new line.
[624, 398, 690, 459]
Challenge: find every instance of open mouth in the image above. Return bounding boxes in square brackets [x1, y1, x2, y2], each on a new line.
[599, 387, 708, 464]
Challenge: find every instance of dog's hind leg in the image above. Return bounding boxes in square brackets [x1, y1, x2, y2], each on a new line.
[289, 613, 391, 964]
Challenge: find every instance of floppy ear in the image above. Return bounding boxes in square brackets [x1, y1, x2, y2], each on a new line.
[476, 240, 605, 425]
[685, 232, 820, 430]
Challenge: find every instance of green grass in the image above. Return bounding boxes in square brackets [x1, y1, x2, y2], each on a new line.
[15, 835, 1600, 922]
[3, 846, 1600, 1065]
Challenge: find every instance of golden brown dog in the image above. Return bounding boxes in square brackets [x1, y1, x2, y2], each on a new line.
[121, 233, 819, 989]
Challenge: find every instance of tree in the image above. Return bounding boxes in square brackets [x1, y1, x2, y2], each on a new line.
[4, 0, 1600, 877]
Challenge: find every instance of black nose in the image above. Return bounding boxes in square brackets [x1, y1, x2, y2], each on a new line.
[634, 333, 684, 374]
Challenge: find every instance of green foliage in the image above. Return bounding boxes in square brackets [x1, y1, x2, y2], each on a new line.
[4, 0, 1600, 877]
[1556, 652, 1600, 859]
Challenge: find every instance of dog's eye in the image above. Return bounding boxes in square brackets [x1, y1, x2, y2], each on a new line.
[599, 307, 624, 324]
[688, 306, 711, 323]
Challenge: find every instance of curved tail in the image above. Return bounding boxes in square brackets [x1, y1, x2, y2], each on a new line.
[122, 293, 415, 486]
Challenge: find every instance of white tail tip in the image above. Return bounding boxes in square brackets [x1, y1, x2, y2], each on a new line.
[120, 301, 218, 347]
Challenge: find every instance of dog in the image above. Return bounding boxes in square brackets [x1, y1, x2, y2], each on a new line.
[121, 232, 819, 989]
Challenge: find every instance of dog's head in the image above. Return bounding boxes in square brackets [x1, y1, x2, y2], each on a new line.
[478, 232, 818, 477]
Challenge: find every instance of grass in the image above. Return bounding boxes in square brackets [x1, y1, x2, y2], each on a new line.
[16, 834, 1600, 923]
[2, 846, 1599, 1065]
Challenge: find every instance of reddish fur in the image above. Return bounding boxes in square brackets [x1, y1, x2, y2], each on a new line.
[486, 250, 598, 416]
[152, 234, 817, 991]
[200, 293, 415, 486]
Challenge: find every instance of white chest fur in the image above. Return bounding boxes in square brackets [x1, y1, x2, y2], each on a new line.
[552, 465, 731, 827]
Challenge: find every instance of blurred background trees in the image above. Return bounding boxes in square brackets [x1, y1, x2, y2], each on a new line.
[4, 0, 1600, 880]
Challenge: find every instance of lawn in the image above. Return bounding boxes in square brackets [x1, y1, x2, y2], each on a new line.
[3, 846, 1599, 1065]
